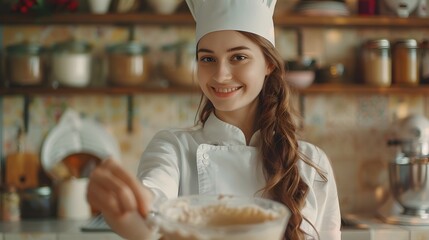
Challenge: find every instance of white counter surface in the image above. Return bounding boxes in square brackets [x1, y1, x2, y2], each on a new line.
[0, 215, 427, 240]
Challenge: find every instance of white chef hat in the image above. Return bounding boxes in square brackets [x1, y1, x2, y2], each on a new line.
[185, 0, 277, 46]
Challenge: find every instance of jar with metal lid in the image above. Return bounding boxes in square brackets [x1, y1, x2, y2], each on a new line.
[362, 39, 391, 87]
[392, 39, 420, 85]
[50, 39, 93, 88]
[105, 41, 151, 86]
[421, 40, 429, 84]
[160, 41, 198, 87]
[5, 42, 46, 86]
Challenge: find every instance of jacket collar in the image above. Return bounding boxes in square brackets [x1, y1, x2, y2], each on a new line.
[202, 113, 261, 147]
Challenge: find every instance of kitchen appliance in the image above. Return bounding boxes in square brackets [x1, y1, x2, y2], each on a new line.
[378, 114, 429, 225]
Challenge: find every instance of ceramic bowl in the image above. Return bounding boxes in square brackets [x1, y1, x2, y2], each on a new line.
[151, 195, 290, 240]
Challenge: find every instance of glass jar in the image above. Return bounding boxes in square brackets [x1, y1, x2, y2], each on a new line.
[421, 40, 429, 84]
[392, 39, 420, 85]
[106, 41, 151, 86]
[160, 41, 197, 87]
[50, 39, 92, 88]
[362, 39, 391, 87]
[5, 42, 46, 86]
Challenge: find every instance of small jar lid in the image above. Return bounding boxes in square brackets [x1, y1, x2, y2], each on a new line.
[52, 39, 92, 54]
[106, 41, 148, 55]
[364, 39, 390, 49]
[394, 39, 418, 48]
[6, 42, 45, 55]
[161, 41, 195, 52]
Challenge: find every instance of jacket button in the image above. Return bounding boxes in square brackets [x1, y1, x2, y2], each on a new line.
[203, 159, 209, 165]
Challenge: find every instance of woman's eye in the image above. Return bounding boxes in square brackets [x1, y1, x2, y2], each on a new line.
[199, 56, 215, 62]
[232, 55, 247, 61]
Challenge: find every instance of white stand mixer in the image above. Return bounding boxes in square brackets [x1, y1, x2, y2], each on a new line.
[378, 114, 429, 225]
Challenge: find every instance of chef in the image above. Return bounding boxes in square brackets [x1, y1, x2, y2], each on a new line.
[87, 0, 341, 239]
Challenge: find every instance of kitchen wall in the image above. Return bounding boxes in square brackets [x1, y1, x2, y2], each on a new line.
[1, 0, 429, 216]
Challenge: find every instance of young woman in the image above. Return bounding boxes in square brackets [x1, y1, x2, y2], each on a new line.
[87, 1, 341, 239]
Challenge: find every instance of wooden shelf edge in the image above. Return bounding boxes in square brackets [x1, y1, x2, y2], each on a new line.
[2, 85, 429, 96]
[0, 86, 201, 96]
[1, 13, 428, 28]
[300, 84, 429, 94]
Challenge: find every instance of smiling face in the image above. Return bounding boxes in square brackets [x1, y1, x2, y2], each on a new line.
[197, 30, 272, 118]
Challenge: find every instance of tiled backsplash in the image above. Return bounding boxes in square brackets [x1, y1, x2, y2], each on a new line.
[2, 1, 429, 215]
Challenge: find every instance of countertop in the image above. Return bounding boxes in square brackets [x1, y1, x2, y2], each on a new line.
[0, 215, 428, 240]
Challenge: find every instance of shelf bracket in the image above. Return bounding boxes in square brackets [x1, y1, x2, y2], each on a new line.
[23, 95, 31, 133]
[126, 95, 134, 133]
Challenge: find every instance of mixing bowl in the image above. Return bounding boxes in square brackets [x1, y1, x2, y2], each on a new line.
[389, 158, 429, 217]
[151, 195, 290, 240]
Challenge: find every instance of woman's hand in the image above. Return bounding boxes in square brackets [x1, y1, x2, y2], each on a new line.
[87, 159, 155, 239]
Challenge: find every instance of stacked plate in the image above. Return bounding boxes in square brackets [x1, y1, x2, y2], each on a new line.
[294, 1, 350, 16]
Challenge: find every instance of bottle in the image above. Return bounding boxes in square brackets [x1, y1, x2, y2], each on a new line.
[1, 186, 21, 222]
[358, 0, 377, 15]
[421, 40, 429, 84]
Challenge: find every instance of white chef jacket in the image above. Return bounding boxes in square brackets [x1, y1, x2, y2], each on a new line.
[137, 113, 341, 240]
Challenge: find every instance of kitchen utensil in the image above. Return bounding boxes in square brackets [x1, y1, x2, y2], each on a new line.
[149, 195, 290, 240]
[5, 129, 40, 190]
[381, 114, 429, 224]
[285, 71, 315, 89]
[387, 114, 429, 158]
[41, 109, 120, 181]
[389, 158, 429, 218]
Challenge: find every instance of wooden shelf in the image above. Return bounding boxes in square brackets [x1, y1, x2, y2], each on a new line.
[2, 84, 429, 96]
[0, 13, 428, 28]
[301, 84, 429, 94]
[0, 86, 201, 96]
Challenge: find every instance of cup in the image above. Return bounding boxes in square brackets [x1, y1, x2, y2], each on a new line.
[57, 178, 91, 220]
[88, 0, 112, 14]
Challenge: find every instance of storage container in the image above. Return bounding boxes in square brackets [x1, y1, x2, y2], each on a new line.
[362, 39, 391, 87]
[392, 39, 420, 85]
[5, 42, 46, 86]
[106, 41, 151, 86]
[50, 39, 92, 87]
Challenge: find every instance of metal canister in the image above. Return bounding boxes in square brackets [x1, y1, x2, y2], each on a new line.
[421, 40, 429, 84]
[362, 39, 391, 87]
[392, 39, 420, 85]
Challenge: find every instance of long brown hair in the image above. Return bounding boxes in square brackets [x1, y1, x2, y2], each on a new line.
[196, 31, 325, 240]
